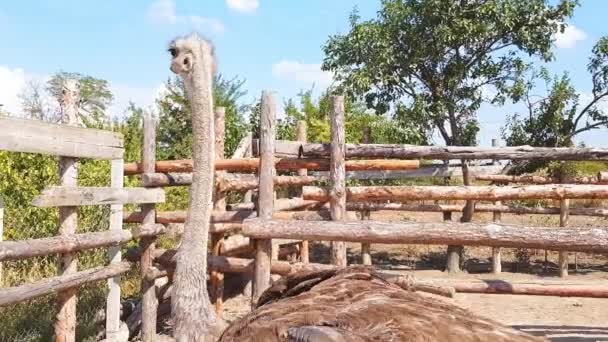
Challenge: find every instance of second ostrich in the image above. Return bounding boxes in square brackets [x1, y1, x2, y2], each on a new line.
[168, 33, 223, 341]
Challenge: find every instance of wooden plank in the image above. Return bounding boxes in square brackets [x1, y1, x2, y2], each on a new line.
[0, 116, 123, 159]
[32, 186, 165, 207]
[559, 197, 570, 278]
[243, 219, 608, 253]
[0, 230, 133, 262]
[303, 184, 608, 202]
[251, 139, 303, 158]
[140, 114, 157, 342]
[302, 143, 608, 161]
[253, 91, 275, 301]
[0, 262, 131, 307]
[329, 96, 347, 267]
[106, 159, 123, 340]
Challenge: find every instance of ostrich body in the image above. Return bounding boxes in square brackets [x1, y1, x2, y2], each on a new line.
[168, 33, 222, 341]
[220, 267, 546, 342]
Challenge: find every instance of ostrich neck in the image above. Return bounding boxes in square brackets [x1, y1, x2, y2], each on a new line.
[182, 66, 214, 245]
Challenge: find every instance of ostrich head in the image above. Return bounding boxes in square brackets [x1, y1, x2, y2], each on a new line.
[168, 33, 216, 78]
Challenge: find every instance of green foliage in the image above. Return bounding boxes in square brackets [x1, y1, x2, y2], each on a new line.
[503, 37, 608, 173]
[156, 74, 249, 160]
[504, 37, 608, 149]
[322, 0, 578, 146]
[250, 89, 426, 145]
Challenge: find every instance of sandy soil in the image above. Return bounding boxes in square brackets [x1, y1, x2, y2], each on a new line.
[220, 210, 608, 341]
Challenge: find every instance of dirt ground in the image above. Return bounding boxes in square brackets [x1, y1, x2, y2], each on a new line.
[221, 210, 608, 341]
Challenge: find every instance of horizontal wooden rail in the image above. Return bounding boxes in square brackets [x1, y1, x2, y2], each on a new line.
[0, 262, 131, 306]
[123, 158, 419, 175]
[141, 172, 317, 190]
[474, 174, 607, 185]
[0, 230, 133, 262]
[33, 187, 165, 207]
[0, 116, 123, 159]
[441, 280, 608, 298]
[123, 210, 336, 224]
[303, 184, 608, 202]
[242, 219, 608, 253]
[302, 143, 608, 161]
[313, 164, 504, 180]
[125, 248, 335, 276]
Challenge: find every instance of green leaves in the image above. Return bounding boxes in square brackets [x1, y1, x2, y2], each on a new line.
[322, 0, 578, 146]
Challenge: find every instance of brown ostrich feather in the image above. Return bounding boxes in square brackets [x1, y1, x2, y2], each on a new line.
[219, 266, 546, 342]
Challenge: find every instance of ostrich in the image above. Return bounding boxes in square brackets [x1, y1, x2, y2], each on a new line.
[220, 267, 546, 342]
[168, 33, 224, 341]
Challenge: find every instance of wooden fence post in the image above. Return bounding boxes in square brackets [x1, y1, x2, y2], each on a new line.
[211, 107, 226, 315]
[55, 79, 80, 342]
[140, 114, 158, 341]
[296, 121, 310, 264]
[559, 174, 570, 278]
[330, 96, 347, 267]
[253, 91, 275, 302]
[491, 139, 502, 274]
[360, 127, 372, 266]
[106, 159, 124, 340]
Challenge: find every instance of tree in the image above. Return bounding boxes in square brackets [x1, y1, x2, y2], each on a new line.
[47, 72, 113, 127]
[156, 74, 249, 160]
[249, 89, 426, 145]
[504, 37, 608, 148]
[19, 80, 54, 121]
[322, 0, 578, 146]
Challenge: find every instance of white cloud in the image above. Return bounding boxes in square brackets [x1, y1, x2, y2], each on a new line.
[226, 0, 259, 14]
[147, 0, 224, 34]
[554, 24, 587, 49]
[272, 60, 334, 88]
[108, 82, 167, 119]
[0, 66, 27, 114]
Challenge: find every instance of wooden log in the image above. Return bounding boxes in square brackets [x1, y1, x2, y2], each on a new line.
[0, 262, 132, 307]
[140, 114, 157, 342]
[57, 159, 78, 342]
[216, 174, 317, 192]
[474, 174, 606, 184]
[141, 172, 193, 187]
[443, 280, 608, 298]
[360, 127, 372, 266]
[313, 164, 504, 180]
[253, 91, 275, 301]
[303, 184, 608, 202]
[0, 116, 123, 160]
[212, 107, 226, 316]
[297, 121, 310, 264]
[274, 198, 322, 211]
[492, 202, 502, 274]
[301, 143, 608, 161]
[220, 235, 253, 256]
[105, 158, 123, 340]
[243, 219, 608, 253]
[32, 186, 165, 207]
[559, 197, 570, 279]
[232, 133, 253, 159]
[124, 158, 419, 175]
[0, 230, 133, 262]
[329, 96, 347, 267]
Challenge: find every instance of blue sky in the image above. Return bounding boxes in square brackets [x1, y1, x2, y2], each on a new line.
[0, 0, 607, 146]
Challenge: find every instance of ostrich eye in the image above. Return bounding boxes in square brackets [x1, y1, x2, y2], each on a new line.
[168, 48, 178, 58]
